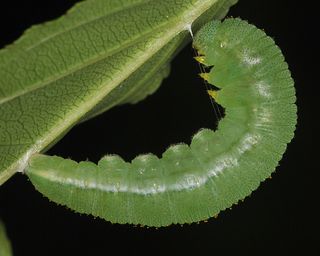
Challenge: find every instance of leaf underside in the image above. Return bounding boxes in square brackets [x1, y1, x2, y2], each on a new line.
[0, 0, 238, 184]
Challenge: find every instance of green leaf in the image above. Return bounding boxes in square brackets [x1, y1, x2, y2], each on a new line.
[0, 220, 12, 256]
[0, 0, 238, 184]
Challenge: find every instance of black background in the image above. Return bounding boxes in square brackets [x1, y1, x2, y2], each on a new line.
[0, 0, 317, 255]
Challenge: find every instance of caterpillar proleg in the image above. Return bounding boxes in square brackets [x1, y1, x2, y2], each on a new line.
[26, 18, 297, 227]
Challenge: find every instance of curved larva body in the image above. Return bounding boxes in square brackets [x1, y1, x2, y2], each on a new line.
[26, 19, 297, 227]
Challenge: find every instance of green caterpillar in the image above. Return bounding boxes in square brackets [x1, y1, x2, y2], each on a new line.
[26, 18, 297, 227]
